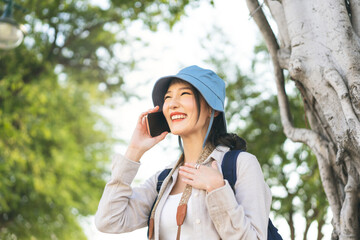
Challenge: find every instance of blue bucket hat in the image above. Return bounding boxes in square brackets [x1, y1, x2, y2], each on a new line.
[152, 65, 227, 148]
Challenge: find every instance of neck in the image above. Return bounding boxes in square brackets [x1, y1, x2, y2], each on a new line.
[180, 115, 213, 163]
[181, 134, 209, 163]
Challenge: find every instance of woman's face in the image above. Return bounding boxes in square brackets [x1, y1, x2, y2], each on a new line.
[162, 80, 211, 139]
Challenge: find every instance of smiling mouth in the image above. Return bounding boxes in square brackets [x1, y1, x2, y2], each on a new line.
[171, 114, 187, 120]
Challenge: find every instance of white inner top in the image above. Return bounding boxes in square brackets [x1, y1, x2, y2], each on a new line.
[159, 193, 194, 240]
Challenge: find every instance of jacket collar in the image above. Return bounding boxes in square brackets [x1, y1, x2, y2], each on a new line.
[203, 145, 230, 165]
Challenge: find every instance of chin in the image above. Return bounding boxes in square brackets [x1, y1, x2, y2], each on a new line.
[170, 129, 182, 135]
[169, 126, 185, 135]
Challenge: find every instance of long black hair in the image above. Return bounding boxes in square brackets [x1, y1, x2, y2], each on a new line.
[207, 115, 247, 151]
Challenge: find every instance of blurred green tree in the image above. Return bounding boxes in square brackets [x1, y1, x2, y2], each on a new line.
[203, 31, 329, 239]
[0, 0, 195, 239]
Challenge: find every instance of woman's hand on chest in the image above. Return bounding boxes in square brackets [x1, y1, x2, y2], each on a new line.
[179, 161, 225, 193]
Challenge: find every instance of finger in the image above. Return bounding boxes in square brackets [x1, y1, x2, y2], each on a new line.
[154, 131, 168, 141]
[179, 169, 195, 180]
[211, 161, 219, 170]
[180, 166, 197, 174]
[138, 111, 149, 125]
[183, 162, 197, 169]
[144, 106, 160, 118]
[138, 106, 159, 122]
[139, 106, 161, 126]
[148, 105, 160, 113]
[181, 177, 194, 186]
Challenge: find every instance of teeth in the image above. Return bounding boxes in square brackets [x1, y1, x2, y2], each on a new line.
[171, 115, 186, 120]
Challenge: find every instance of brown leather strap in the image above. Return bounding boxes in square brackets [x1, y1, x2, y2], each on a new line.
[176, 225, 182, 240]
[148, 218, 154, 239]
[174, 144, 215, 239]
[149, 144, 215, 239]
[176, 204, 187, 240]
[176, 204, 187, 226]
[148, 155, 184, 239]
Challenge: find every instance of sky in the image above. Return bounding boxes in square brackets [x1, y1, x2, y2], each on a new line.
[80, 0, 332, 239]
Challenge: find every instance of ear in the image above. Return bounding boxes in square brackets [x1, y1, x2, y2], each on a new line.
[209, 110, 220, 117]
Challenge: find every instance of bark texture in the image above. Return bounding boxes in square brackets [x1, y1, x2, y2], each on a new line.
[245, 0, 360, 239]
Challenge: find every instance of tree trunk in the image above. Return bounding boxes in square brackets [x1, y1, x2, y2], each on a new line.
[303, 220, 311, 240]
[288, 208, 296, 240]
[245, 0, 360, 239]
[318, 218, 325, 240]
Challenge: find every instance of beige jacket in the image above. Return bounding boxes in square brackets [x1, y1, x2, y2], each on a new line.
[95, 146, 272, 239]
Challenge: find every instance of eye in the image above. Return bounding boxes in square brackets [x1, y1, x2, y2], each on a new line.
[164, 95, 171, 101]
[181, 91, 191, 96]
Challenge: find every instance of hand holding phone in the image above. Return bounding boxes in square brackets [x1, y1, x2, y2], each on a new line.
[125, 107, 168, 162]
[145, 111, 171, 137]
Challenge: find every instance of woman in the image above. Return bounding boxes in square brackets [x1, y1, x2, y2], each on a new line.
[95, 65, 272, 239]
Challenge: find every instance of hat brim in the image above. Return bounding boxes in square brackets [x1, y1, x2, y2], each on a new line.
[152, 74, 223, 112]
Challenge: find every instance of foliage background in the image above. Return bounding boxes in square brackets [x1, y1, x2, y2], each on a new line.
[0, 0, 330, 239]
[1, 0, 195, 239]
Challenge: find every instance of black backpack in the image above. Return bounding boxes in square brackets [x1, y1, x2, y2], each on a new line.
[149, 150, 283, 240]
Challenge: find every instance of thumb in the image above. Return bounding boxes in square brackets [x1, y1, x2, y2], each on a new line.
[154, 131, 168, 142]
[211, 161, 219, 170]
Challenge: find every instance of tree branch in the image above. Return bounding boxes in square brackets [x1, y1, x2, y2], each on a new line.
[245, 0, 323, 147]
[303, 219, 311, 240]
[349, 82, 360, 119]
[277, 47, 291, 70]
[265, 0, 291, 48]
[46, 23, 59, 62]
[340, 160, 360, 239]
[314, 148, 342, 237]
[350, 0, 360, 37]
[317, 217, 325, 240]
[60, 15, 122, 51]
[245, 0, 291, 128]
[60, 20, 107, 50]
[325, 68, 360, 148]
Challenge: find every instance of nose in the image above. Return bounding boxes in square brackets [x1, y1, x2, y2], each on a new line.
[168, 96, 180, 109]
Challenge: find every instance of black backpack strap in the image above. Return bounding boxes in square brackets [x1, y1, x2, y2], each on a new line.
[156, 168, 172, 193]
[221, 150, 283, 240]
[268, 219, 283, 240]
[147, 168, 172, 237]
[221, 150, 243, 191]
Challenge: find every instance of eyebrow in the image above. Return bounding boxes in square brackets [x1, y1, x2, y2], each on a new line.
[165, 87, 193, 94]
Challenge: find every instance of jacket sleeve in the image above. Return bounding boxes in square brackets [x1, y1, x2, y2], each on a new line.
[205, 152, 272, 240]
[95, 154, 159, 233]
